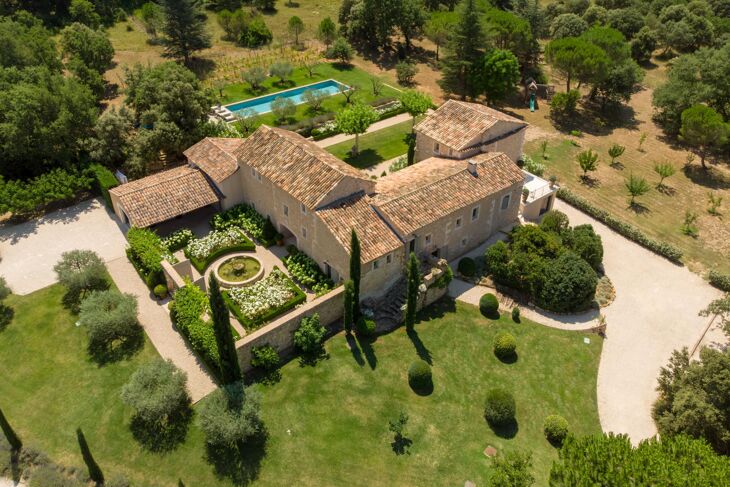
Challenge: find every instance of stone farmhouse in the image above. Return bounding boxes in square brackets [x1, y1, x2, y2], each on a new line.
[109, 101, 555, 297]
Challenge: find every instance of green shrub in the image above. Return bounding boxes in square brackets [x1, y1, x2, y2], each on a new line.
[540, 209, 570, 235]
[53, 249, 109, 310]
[544, 414, 569, 445]
[550, 89, 580, 119]
[538, 251, 597, 312]
[407, 360, 432, 391]
[126, 227, 166, 289]
[89, 163, 118, 208]
[250, 345, 280, 371]
[564, 224, 604, 272]
[557, 188, 683, 262]
[171, 283, 220, 372]
[458, 257, 476, 277]
[356, 316, 376, 336]
[395, 61, 418, 85]
[78, 290, 140, 357]
[479, 293, 499, 318]
[211, 203, 275, 245]
[161, 229, 195, 252]
[293, 313, 326, 355]
[153, 284, 168, 300]
[484, 388, 516, 426]
[493, 332, 517, 360]
[0, 168, 94, 217]
[511, 306, 520, 322]
[709, 271, 730, 292]
[283, 247, 334, 294]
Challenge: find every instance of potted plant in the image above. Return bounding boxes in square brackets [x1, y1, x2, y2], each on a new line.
[522, 187, 530, 202]
[549, 175, 558, 188]
[275, 233, 285, 246]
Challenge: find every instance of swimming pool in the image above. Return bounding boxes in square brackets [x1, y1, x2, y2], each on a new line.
[225, 79, 349, 116]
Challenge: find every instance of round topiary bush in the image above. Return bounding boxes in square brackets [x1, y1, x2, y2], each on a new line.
[408, 360, 432, 392]
[543, 414, 569, 445]
[484, 388, 516, 426]
[493, 332, 517, 360]
[153, 284, 168, 300]
[479, 293, 499, 318]
[511, 306, 520, 322]
[458, 257, 476, 277]
[356, 316, 376, 336]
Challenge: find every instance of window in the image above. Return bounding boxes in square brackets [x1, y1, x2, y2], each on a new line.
[302, 227, 307, 239]
[434, 142, 440, 154]
[501, 194, 511, 210]
[461, 237, 468, 247]
[471, 206, 480, 221]
[283, 205, 289, 216]
[425, 234, 432, 245]
[257, 173, 262, 182]
[251, 168, 256, 177]
[373, 259, 380, 270]
[386, 254, 392, 264]
[300, 203, 307, 214]
[456, 217, 462, 228]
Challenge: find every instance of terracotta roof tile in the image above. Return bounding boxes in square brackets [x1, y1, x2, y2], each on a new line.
[110, 166, 219, 227]
[183, 137, 244, 183]
[317, 193, 402, 263]
[234, 125, 372, 209]
[414, 100, 527, 151]
[373, 153, 524, 235]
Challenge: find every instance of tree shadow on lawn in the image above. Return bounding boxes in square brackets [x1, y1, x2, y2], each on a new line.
[415, 297, 456, 323]
[357, 333, 378, 370]
[627, 201, 651, 215]
[656, 184, 676, 196]
[487, 419, 519, 440]
[343, 149, 382, 169]
[130, 407, 193, 453]
[88, 324, 145, 366]
[205, 432, 267, 486]
[391, 435, 413, 455]
[682, 164, 730, 190]
[407, 327, 432, 365]
[495, 351, 518, 365]
[298, 347, 329, 367]
[345, 332, 365, 367]
[579, 175, 601, 189]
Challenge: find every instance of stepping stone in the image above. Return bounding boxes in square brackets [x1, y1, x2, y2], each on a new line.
[483, 445, 498, 458]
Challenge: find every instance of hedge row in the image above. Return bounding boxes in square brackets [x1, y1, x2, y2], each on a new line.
[126, 227, 166, 289]
[169, 283, 220, 376]
[708, 271, 730, 292]
[557, 188, 683, 263]
[187, 241, 256, 273]
[0, 168, 94, 217]
[89, 164, 118, 209]
[222, 269, 307, 332]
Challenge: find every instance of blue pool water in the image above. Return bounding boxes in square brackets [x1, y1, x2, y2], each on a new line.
[225, 79, 349, 116]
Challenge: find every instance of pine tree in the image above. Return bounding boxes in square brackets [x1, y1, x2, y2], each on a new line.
[159, 0, 212, 64]
[209, 274, 242, 384]
[438, 0, 485, 99]
[343, 279, 354, 333]
[405, 252, 420, 329]
[349, 229, 362, 320]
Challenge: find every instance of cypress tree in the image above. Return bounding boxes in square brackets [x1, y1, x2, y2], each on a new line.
[349, 229, 362, 320]
[438, 0, 486, 99]
[209, 274, 242, 384]
[407, 135, 416, 166]
[343, 279, 354, 333]
[0, 407, 21, 451]
[159, 0, 212, 64]
[405, 252, 421, 329]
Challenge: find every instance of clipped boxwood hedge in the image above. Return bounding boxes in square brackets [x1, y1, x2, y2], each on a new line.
[222, 268, 306, 332]
[126, 227, 166, 289]
[458, 257, 476, 277]
[557, 188, 683, 263]
[88, 163, 118, 208]
[479, 293, 500, 318]
[187, 241, 256, 273]
[169, 283, 220, 376]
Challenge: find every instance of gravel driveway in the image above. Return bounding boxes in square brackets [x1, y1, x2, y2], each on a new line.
[555, 201, 722, 443]
[0, 198, 128, 295]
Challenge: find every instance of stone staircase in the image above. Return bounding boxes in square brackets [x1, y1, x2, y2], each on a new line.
[364, 277, 407, 332]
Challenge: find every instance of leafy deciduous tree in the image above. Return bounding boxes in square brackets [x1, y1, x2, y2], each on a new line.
[679, 104, 728, 169]
[335, 103, 378, 154]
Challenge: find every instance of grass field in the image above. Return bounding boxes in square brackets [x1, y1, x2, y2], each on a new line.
[327, 119, 413, 168]
[0, 287, 601, 486]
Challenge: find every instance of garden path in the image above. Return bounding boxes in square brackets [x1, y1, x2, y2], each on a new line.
[107, 257, 217, 402]
[314, 112, 414, 148]
[0, 478, 25, 487]
[449, 201, 723, 443]
[0, 198, 128, 295]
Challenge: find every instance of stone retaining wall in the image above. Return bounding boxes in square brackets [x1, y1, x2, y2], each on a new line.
[235, 286, 345, 372]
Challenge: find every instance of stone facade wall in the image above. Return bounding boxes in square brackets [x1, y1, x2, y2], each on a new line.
[235, 286, 345, 372]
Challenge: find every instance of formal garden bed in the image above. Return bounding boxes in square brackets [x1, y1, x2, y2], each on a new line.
[210, 203, 278, 247]
[184, 228, 255, 273]
[282, 246, 334, 295]
[126, 227, 193, 290]
[222, 267, 306, 333]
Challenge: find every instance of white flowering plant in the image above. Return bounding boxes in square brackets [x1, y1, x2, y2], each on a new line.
[185, 228, 251, 261]
[227, 269, 302, 323]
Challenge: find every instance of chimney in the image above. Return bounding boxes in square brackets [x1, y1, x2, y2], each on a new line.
[467, 159, 478, 176]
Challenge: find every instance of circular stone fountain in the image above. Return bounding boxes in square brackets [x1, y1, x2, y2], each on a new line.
[214, 255, 264, 288]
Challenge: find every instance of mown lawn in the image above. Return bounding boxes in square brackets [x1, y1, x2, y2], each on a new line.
[327, 119, 413, 169]
[0, 287, 601, 486]
[526, 137, 730, 275]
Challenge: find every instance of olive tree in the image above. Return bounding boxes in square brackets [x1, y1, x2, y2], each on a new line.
[197, 381, 264, 447]
[53, 250, 109, 310]
[78, 290, 140, 359]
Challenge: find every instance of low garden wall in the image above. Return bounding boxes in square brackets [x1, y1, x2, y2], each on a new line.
[235, 286, 344, 372]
